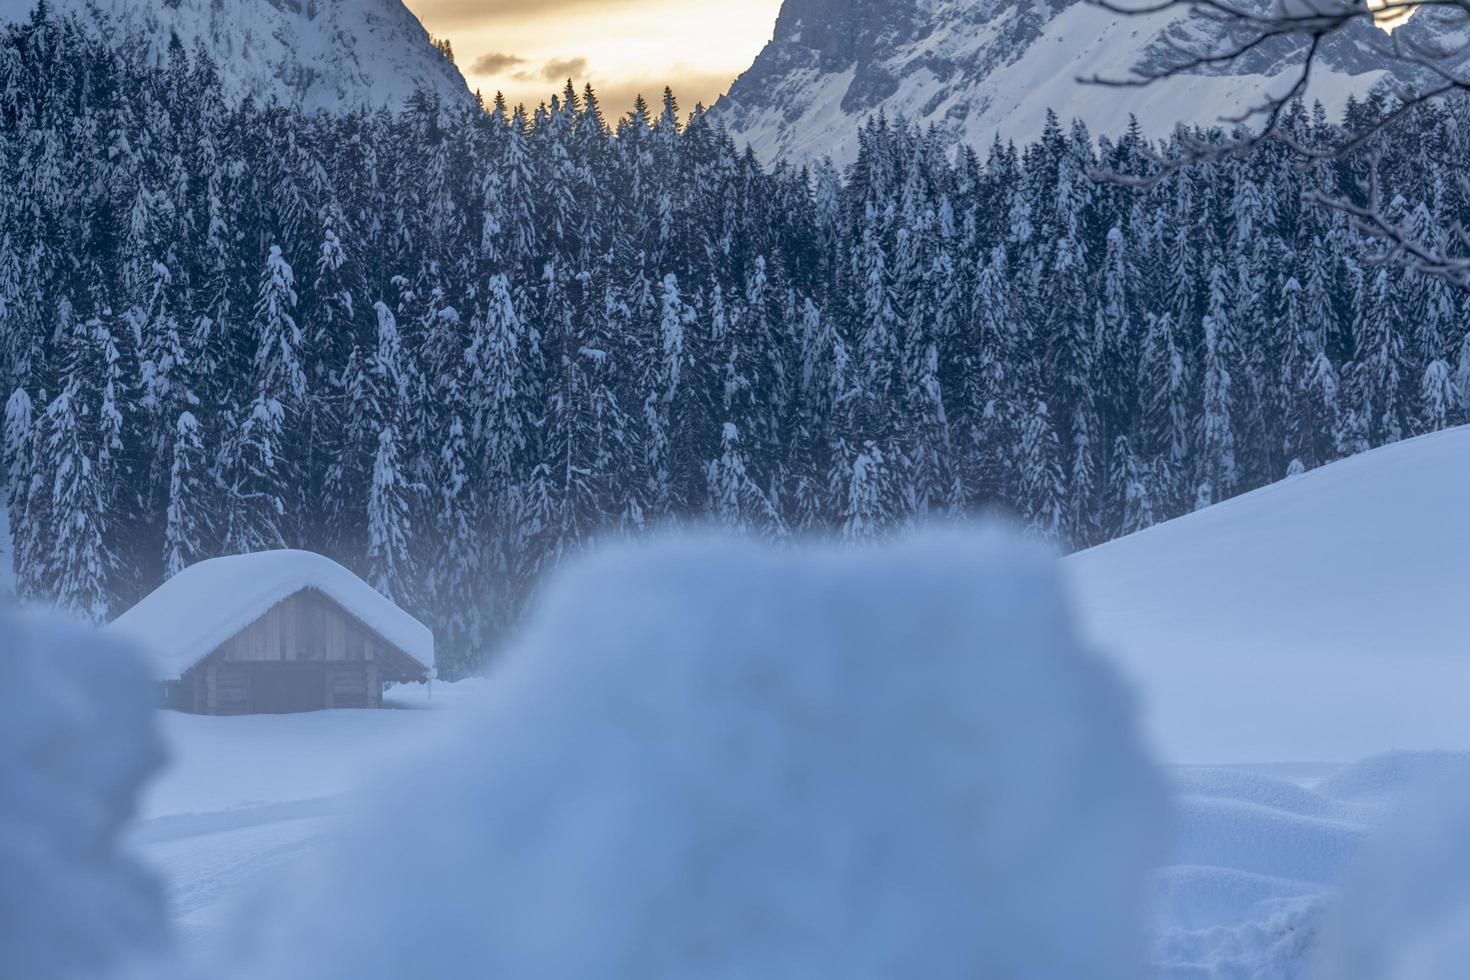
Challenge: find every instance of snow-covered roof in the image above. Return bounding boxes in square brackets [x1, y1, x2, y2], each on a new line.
[107, 551, 434, 680]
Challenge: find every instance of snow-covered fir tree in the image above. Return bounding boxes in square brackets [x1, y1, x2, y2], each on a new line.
[2, 9, 1468, 672]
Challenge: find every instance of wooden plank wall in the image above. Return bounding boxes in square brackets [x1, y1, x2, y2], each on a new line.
[326, 663, 382, 709]
[180, 588, 423, 713]
[216, 590, 374, 665]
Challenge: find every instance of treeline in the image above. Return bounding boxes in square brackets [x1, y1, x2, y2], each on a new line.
[2, 9, 1467, 675]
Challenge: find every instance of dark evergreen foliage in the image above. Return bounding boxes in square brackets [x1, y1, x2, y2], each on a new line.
[3, 12, 1468, 675]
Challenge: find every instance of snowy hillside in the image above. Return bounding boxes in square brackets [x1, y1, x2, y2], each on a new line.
[0, 0, 470, 112]
[714, 0, 1419, 165]
[1069, 425, 1470, 765]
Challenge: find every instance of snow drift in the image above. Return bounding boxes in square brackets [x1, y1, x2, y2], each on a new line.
[1068, 425, 1470, 764]
[233, 528, 1166, 980]
[1151, 752, 1470, 977]
[0, 612, 167, 980]
[1312, 755, 1470, 980]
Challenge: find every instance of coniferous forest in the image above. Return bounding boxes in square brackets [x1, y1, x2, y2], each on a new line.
[3, 10, 1468, 675]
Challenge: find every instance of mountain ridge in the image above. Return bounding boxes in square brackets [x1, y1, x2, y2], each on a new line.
[715, 0, 1442, 165]
[0, 0, 472, 111]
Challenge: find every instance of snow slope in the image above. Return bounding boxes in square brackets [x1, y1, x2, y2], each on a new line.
[1068, 425, 1470, 765]
[715, 0, 1415, 165]
[0, 0, 471, 112]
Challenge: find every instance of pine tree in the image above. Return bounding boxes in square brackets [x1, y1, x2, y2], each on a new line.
[431, 413, 486, 676]
[837, 439, 893, 542]
[708, 422, 785, 538]
[1198, 264, 1238, 507]
[366, 425, 415, 605]
[1018, 401, 1066, 542]
[40, 384, 113, 621]
[1108, 435, 1157, 537]
[644, 273, 691, 516]
[221, 245, 304, 553]
[2, 34, 1465, 664]
[1419, 359, 1458, 434]
[3, 388, 37, 596]
[162, 410, 210, 579]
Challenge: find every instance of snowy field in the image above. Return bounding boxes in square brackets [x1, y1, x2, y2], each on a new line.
[133, 682, 478, 951]
[19, 428, 1470, 978]
[1069, 425, 1470, 765]
[131, 684, 1469, 977]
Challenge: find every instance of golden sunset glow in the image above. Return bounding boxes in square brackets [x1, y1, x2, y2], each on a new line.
[408, 0, 785, 116]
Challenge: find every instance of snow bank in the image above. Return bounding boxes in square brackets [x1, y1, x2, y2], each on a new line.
[1313, 756, 1470, 980]
[0, 612, 167, 980]
[106, 550, 434, 680]
[1068, 425, 1470, 764]
[233, 528, 1165, 980]
[1152, 751, 1470, 978]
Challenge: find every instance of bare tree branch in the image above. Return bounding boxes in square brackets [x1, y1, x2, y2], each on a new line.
[1080, 0, 1470, 283]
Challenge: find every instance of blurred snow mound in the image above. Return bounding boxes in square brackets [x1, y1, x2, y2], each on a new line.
[1314, 756, 1470, 980]
[240, 527, 1166, 980]
[0, 612, 167, 980]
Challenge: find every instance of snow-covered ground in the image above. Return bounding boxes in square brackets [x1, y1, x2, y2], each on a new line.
[1154, 751, 1470, 977]
[1069, 425, 1470, 765]
[132, 685, 1469, 978]
[121, 429, 1470, 975]
[133, 682, 475, 950]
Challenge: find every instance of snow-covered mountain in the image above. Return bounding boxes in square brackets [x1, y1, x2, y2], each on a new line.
[0, 0, 471, 112]
[1067, 425, 1470, 766]
[715, 0, 1426, 164]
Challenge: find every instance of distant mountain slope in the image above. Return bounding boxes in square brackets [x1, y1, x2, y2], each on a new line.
[1067, 426, 1470, 766]
[714, 0, 1430, 164]
[0, 0, 471, 111]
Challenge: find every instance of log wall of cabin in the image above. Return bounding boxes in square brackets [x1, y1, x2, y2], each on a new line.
[216, 590, 383, 665]
[177, 588, 423, 715]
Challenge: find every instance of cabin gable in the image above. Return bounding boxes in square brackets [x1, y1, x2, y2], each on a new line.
[166, 587, 429, 715]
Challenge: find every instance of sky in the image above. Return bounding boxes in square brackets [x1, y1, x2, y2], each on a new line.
[407, 0, 785, 117]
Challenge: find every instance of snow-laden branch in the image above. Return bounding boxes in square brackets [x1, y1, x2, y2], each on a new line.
[1082, 0, 1470, 285]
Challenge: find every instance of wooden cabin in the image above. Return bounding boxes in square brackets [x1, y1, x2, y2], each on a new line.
[107, 551, 435, 716]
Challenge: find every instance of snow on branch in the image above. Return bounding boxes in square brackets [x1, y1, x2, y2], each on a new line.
[1082, 0, 1470, 284]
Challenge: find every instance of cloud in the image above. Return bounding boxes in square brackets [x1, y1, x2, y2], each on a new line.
[536, 57, 590, 82]
[469, 51, 527, 75]
[409, 0, 653, 31]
